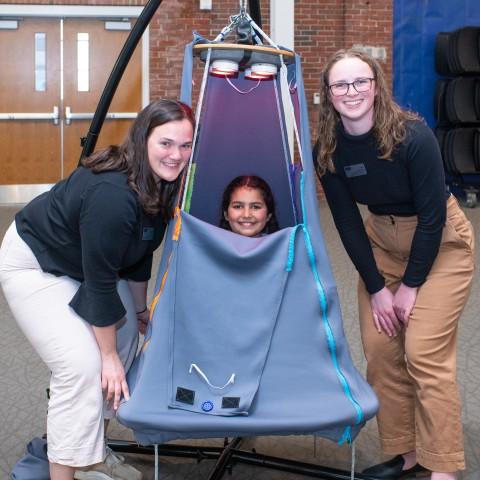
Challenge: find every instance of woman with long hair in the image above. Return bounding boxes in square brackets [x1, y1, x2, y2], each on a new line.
[0, 99, 194, 480]
[314, 49, 474, 480]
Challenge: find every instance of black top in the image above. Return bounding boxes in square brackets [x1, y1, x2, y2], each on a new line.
[315, 120, 448, 294]
[16, 167, 167, 327]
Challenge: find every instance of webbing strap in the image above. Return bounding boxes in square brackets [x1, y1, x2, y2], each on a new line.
[286, 172, 364, 445]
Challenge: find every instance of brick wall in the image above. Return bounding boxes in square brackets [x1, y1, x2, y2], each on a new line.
[148, 0, 392, 137]
[295, 0, 392, 138]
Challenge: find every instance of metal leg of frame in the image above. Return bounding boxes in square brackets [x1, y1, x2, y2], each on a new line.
[107, 437, 379, 480]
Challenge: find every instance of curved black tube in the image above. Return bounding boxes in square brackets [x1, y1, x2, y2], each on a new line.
[79, 0, 164, 161]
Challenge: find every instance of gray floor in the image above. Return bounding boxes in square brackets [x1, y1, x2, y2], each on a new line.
[0, 201, 479, 480]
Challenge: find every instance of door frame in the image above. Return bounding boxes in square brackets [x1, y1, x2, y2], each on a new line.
[0, 4, 148, 204]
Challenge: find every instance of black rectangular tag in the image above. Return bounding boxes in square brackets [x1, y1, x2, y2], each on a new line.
[344, 163, 367, 178]
[222, 397, 240, 409]
[142, 227, 154, 241]
[176, 387, 195, 405]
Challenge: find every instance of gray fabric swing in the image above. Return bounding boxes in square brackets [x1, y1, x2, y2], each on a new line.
[117, 22, 378, 466]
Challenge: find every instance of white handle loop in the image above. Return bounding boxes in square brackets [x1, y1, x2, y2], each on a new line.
[189, 363, 235, 390]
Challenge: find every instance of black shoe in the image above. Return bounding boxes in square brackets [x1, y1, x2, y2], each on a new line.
[362, 455, 430, 479]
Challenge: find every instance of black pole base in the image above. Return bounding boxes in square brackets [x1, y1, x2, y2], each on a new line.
[107, 437, 379, 480]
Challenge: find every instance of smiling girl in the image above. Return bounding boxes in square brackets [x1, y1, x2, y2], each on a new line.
[220, 175, 279, 237]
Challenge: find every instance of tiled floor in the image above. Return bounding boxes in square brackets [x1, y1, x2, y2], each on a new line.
[0, 201, 479, 480]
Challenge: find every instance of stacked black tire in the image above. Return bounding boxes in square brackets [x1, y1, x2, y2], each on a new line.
[434, 27, 480, 203]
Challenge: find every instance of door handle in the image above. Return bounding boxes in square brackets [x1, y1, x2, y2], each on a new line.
[65, 106, 137, 125]
[0, 105, 59, 124]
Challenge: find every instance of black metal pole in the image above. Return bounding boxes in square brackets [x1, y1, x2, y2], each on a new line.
[248, 0, 262, 29]
[206, 437, 243, 480]
[79, 0, 164, 162]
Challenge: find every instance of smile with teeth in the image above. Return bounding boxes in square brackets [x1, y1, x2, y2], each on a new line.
[162, 161, 181, 167]
[344, 99, 362, 106]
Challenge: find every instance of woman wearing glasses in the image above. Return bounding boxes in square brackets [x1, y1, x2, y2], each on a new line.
[314, 49, 474, 480]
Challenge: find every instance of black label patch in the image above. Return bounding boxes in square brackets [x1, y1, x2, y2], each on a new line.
[142, 227, 154, 241]
[344, 163, 367, 178]
[176, 387, 195, 405]
[222, 397, 240, 409]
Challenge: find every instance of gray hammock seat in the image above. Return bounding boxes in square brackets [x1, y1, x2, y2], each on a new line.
[116, 30, 379, 477]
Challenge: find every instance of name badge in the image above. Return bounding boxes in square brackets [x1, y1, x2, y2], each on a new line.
[142, 227, 154, 241]
[344, 163, 367, 178]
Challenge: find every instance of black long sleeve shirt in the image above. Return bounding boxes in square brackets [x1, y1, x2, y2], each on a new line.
[315, 120, 448, 294]
[16, 166, 167, 327]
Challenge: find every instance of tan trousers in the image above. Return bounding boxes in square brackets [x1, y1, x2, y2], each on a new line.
[358, 195, 474, 472]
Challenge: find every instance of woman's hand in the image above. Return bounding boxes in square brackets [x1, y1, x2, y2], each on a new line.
[92, 324, 130, 411]
[137, 307, 150, 335]
[127, 280, 149, 335]
[392, 283, 418, 327]
[100, 350, 130, 411]
[370, 287, 402, 337]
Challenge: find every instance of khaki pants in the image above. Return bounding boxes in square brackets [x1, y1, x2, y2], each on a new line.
[358, 195, 474, 472]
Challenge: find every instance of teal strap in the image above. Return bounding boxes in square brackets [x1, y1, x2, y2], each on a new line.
[286, 224, 303, 272]
[338, 425, 352, 446]
[297, 172, 364, 443]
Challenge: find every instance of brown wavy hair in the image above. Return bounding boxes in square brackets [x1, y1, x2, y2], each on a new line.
[81, 99, 194, 220]
[315, 49, 420, 176]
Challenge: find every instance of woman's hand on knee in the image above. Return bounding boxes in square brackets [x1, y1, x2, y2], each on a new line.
[392, 283, 417, 327]
[101, 351, 130, 411]
[370, 287, 402, 337]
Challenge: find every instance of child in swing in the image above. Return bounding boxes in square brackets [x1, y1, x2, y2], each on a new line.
[219, 175, 279, 237]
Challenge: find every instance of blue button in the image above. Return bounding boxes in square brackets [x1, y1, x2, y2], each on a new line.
[201, 400, 214, 412]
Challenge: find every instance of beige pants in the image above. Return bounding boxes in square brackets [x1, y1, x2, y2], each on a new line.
[0, 222, 139, 467]
[358, 195, 474, 472]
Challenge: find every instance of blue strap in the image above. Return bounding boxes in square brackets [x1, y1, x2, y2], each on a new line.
[286, 224, 303, 272]
[295, 172, 363, 444]
[338, 425, 352, 445]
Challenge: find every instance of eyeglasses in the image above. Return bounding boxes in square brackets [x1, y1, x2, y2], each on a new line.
[328, 77, 375, 96]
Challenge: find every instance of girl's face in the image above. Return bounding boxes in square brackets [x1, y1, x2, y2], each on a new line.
[147, 119, 193, 182]
[224, 186, 271, 237]
[328, 56, 376, 135]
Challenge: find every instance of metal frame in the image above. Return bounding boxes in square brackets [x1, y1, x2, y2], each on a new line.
[108, 437, 377, 480]
[89, 1, 380, 478]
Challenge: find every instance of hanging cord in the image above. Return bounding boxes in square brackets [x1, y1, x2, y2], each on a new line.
[180, 48, 212, 211]
[244, 12, 279, 49]
[214, 2, 248, 43]
[351, 440, 356, 480]
[214, 17, 239, 42]
[189, 363, 235, 390]
[225, 76, 261, 94]
[279, 61, 304, 168]
[154, 444, 159, 480]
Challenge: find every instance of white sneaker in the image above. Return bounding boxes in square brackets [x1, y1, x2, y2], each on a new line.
[74, 448, 142, 480]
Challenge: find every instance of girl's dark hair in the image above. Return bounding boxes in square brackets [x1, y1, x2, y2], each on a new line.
[81, 99, 195, 220]
[219, 175, 280, 234]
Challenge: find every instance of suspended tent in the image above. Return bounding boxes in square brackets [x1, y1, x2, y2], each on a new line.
[115, 5, 379, 478]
